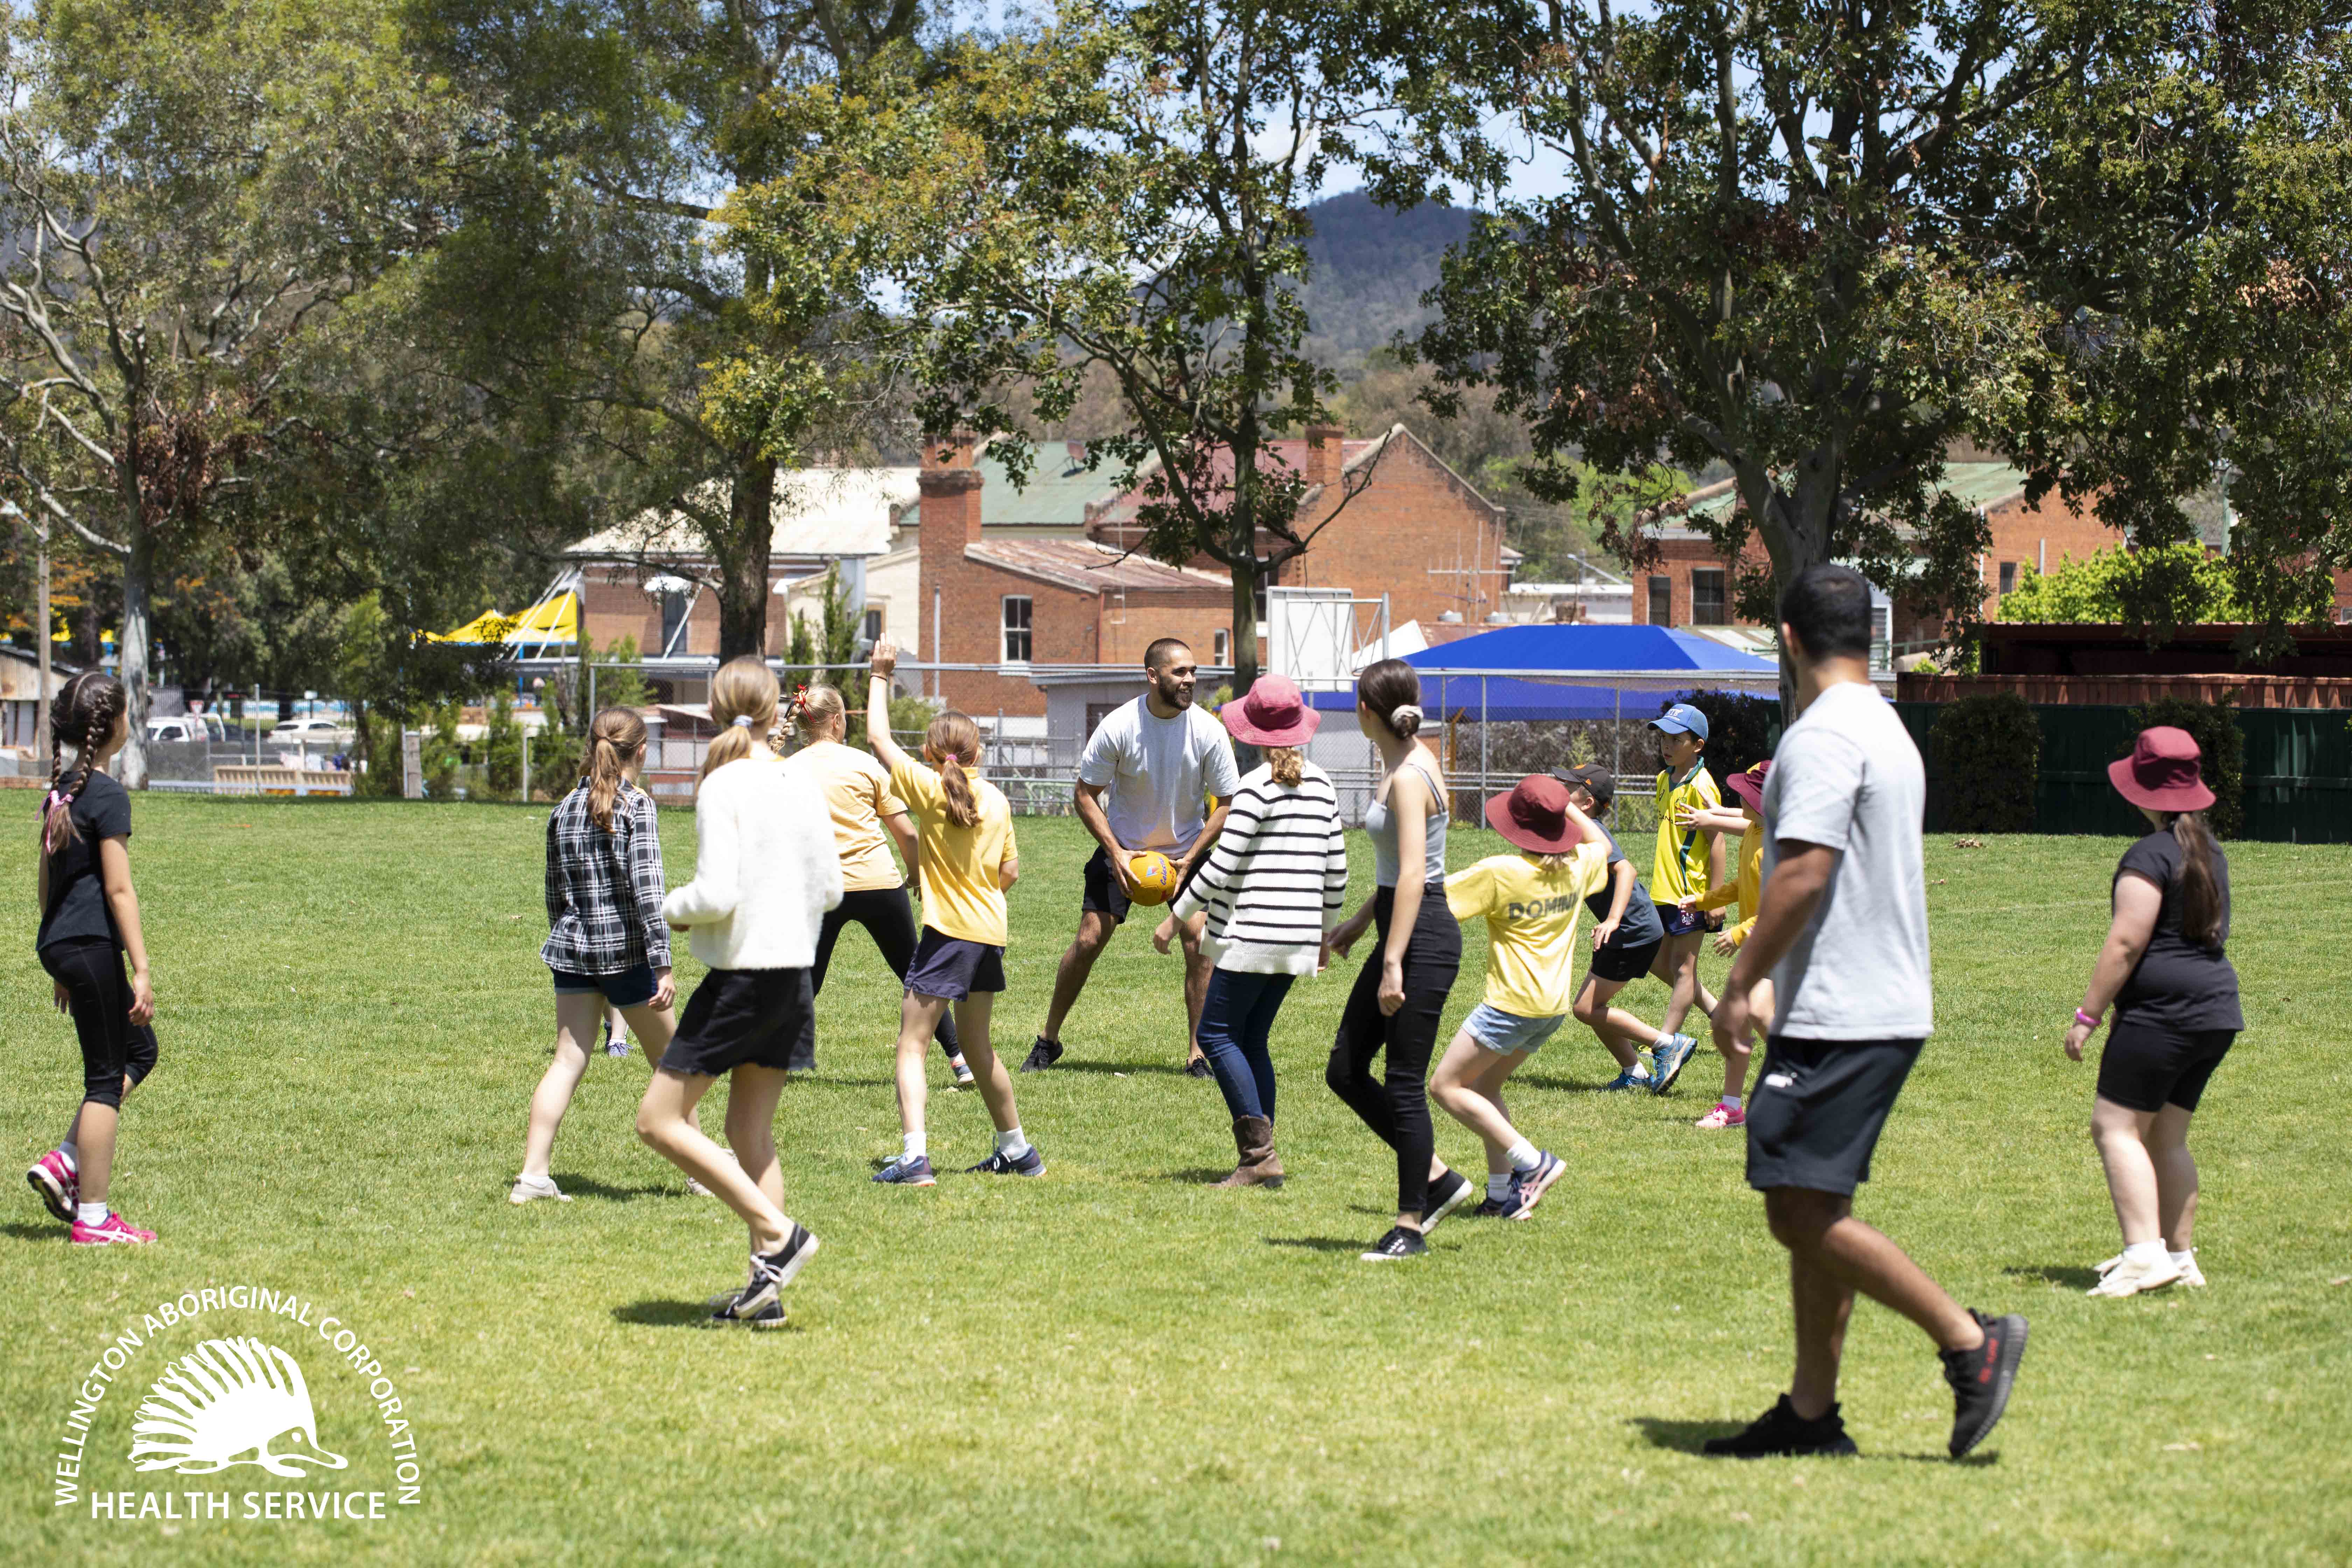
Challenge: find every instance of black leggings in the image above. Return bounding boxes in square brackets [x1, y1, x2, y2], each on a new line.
[795, 886, 959, 1070]
[1326, 886, 1460, 1219]
[41, 938, 158, 1109]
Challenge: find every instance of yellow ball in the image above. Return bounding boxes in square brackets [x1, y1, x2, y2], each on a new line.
[1127, 851, 1177, 906]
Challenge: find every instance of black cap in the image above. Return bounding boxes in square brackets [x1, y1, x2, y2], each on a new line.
[1554, 763, 1615, 812]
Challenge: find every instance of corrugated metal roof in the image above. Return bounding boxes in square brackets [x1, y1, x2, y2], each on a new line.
[901, 453, 1124, 532]
[967, 540, 1231, 595]
[1681, 463, 2028, 526]
[569, 468, 919, 560]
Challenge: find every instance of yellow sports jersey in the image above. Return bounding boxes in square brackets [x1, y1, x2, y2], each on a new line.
[1652, 764, 1721, 903]
[1445, 850, 1609, 1019]
[1698, 814, 1764, 946]
[796, 740, 908, 892]
[888, 757, 1019, 947]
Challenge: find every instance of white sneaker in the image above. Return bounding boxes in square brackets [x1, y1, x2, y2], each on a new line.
[2096, 1249, 2206, 1288]
[509, 1174, 570, 1205]
[2087, 1254, 2182, 1297]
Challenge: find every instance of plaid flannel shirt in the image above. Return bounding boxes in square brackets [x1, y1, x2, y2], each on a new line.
[542, 779, 672, 974]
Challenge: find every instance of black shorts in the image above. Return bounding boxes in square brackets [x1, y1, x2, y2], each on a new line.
[658, 967, 812, 1077]
[549, 962, 658, 1008]
[2096, 1020, 2236, 1113]
[40, 938, 159, 1108]
[1659, 904, 1705, 938]
[903, 928, 1006, 1001]
[1588, 936, 1665, 985]
[1080, 844, 1205, 925]
[1745, 1036, 1923, 1197]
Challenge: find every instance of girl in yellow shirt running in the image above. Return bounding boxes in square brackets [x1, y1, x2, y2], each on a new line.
[1676, 760, 1773, 1129]
[863, 640, 1042, 1186]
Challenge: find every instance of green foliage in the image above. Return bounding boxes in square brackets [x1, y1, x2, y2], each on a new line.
[483, 690, 524, 800]
[424, 700, 462, 803]
[1929, 695, 2043, 834]
[1667, 693, 1782, 783]
[591, 636, 652, 714]
[2127, 694, 2245, 840]
[1998, 544, 2331, 636]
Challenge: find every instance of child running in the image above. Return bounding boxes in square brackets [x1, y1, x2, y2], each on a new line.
[1676, 760, 1772, 1129]
[1555, 765, 1676, 1091]
[1648, 704, 1725, 1088]
[513, 707, 680, 1204]
[785, 682, 972, 1084]
[634, 658, 842, 1327]
[1430, 775, 1608, 1219]
[863, 640, 1043, 1185]
[24, 673, 160, 1245]
[1162, 675, 1349, 1188]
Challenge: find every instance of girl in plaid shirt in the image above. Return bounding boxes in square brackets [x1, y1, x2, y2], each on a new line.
[512, 708, 678, 1204]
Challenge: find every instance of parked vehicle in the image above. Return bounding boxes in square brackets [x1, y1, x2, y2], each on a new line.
[146, 714, 231, 744]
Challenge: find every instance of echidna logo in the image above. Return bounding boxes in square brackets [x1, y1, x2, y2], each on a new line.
[128, 1337, 348, 1478]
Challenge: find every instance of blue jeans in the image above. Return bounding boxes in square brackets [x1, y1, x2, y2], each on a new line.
[1197, 969, 1295, 1122]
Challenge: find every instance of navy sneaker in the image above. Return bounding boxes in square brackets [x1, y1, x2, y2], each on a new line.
[1650, 1035, 1698, 1094]
[1701, 1396, 1859, 1458]
[950, 1055, 976, 1086]
[1503, 1151, 1567, 1219]
[1943, 1310, 2028, 1458]
[1360, 1225, 1428, 1262]
[1019, 1037, 1064, 1073]
[1421, 1169, 1475, 1233]
[966, 1144, 1046, 1177]
[1471, 1196, 1509, 1218]
[874, 1154, 937, 1186]
[727, 1223, 819, 1319]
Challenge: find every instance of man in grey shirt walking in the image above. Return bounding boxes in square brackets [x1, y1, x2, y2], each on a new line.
[1706, 564, 2026, 1461]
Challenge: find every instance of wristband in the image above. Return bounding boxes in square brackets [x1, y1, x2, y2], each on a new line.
[2074, 1009, 2101, 1029]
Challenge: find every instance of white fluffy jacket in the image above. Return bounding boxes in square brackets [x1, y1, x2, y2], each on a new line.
[661, 753, 844, 971]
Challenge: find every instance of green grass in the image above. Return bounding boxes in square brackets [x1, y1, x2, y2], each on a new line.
[3, 798, 2348, 1565]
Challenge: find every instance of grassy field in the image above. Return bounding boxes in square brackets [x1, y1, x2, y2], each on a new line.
[2, 796, 2348, 1566]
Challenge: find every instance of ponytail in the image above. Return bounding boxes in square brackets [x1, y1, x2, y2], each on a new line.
[700, 657, 781, 783]
[2171, 810, 2224, 945]
[38, 671, 124, 856]
[584, 706, 648, 832]
[926, 710, 983, 829]
[1269, 746, 1303, 787]
[792, 683, 846, 742]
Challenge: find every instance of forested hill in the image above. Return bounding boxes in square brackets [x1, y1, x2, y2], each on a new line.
[1295, 190, 1478, 371]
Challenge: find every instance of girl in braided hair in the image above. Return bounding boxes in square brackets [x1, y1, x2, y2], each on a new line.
[24, 672, 161, 1244]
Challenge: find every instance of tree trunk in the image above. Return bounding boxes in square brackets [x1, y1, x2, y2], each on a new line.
[716, 456, 776, 660]
[117, 526, 155, 789]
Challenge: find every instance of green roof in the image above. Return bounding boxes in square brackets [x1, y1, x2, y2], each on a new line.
[1685, 461, 2026, 525]
[902, 452, 1116, 531]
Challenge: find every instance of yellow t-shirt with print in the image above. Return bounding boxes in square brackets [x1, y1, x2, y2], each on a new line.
[1651, 764, 1721, 903]
[1698, 817, 1764, 946]
[1445, 851, 1609, 1019]
[888, 756, 1018, 947]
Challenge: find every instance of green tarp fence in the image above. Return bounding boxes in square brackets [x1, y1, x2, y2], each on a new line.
[1893, 703, 2352, 843]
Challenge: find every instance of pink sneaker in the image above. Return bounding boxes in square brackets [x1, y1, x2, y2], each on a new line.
[26, 1150, 77, 1223]
[71, 1212, 156, 1246]
[1695, 1102, 1746, 1130]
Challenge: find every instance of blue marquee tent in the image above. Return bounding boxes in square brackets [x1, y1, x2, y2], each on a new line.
[1306, 624, 1778, 721]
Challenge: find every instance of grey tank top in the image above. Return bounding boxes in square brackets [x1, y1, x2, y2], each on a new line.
[1364, 753, 1448, 888]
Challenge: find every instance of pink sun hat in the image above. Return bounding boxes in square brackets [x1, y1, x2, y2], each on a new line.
[1222, 674, 1322, 747]
[2108, 726, 2215, 813]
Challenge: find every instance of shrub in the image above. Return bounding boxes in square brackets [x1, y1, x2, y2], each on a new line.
[1928, 693, 2041, 833]
[1662, 691, 1782, 782]
[425, 700, 463, 802]
[531, 726, 584, 799]
[483, 690, 524, 800]
[2126, 693, 2244, 839]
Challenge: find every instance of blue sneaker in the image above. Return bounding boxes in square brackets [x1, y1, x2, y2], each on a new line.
[1651, 1035, 1698, 1095]
[1499, 1152, 1566, 1220]
[966, 1144, 1046, 1177]
[874, 1154, 936, 1186]
[1601, 1068, 1653, 1092]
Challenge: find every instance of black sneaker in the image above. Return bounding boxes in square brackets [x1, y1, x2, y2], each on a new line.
[729, 1223, 820, 1318]
[1020, 1037, 1064, 1073]
[1471, 1196, 1508, 1218]
[1942, 1309, 2028, 1457]
[1421, 1170, 1474, 1233]
[1184, 1056, 1215, 1079]
[1701, 1395, 1860, 1458]
[965, 1144, 1046, 1177]
[1360, 1225, 1428, 1262]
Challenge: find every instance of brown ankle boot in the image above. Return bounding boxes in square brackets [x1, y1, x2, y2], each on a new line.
[1214, 1115, 1284, 1188]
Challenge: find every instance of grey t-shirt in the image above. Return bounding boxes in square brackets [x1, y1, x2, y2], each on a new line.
[1759, 680, 1932, 1040]
[1076, 697, 1241, 853]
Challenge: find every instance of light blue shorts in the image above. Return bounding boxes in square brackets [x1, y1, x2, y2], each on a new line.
[1464, 1003, 1567, 1055]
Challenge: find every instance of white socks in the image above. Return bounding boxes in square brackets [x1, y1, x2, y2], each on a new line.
[57, 1142, 78, 1172]
[903, 1132, 927, 1161]
[2123, 1240, 2168, 1268]
[1486, 1172, 1513, 1201]
[1722, 1096, 1743, 1112]
[997, 1127, 1032, 1158]
[76, 1200, 108, 1226]
[2169, 1248, 2196, 1267]
[1504, 1140, 1540, 1172]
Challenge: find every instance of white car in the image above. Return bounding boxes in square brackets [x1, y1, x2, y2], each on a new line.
[146, 714, 230, 744]
[268, 717, 348, 742]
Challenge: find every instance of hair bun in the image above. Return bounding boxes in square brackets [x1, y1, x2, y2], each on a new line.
[1390, 703, 1423, 738]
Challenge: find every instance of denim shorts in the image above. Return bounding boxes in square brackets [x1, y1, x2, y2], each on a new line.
[1463, 1003, 1567, 1055]
[550, 963, 658, 1008]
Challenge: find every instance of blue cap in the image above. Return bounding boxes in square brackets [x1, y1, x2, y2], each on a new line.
[1651, 702, 1710, 741]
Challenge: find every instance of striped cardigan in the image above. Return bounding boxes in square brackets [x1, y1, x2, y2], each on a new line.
[1171, 760, 1351, 975]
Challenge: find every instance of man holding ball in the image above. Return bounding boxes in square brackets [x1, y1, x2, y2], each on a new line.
[1023, 637, 1240, 1074]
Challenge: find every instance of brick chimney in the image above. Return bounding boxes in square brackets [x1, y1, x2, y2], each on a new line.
[918, 431, 986, 550]
[1304, 423, 1345, 490]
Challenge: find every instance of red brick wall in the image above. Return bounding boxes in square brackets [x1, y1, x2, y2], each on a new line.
[578, 564, 798, 657]
[1629, 535, 1771, 627]
[1099, 594, 1233, 670]
[1981, 489, 2119, 618]
[1282, 436, 1511, 630]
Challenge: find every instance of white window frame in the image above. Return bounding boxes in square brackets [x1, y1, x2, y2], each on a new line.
[1000, 595, 1033, 665]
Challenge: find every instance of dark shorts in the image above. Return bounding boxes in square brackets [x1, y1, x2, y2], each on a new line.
[1588, 936, 1666, 985]
[658, 967, 812, 1078]
[2097, 1020, 2236, 1114]
[1745, 1036, 1924, 1197]
[1659, 904, 1706, 938]
[549, 962, 658, 1008]
[40, 938, 159, 1109]
[904, 928, 1006, 1001]
[1080, 844, 1205, 925]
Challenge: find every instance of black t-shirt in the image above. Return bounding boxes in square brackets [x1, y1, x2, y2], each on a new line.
[2113, 829, 2242, 1032]
[1584, 827, 1666, 949]
[36, 771, 132, 953]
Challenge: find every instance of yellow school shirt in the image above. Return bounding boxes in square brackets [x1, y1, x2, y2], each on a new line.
[1652, 764, 1721, 903]
[888, 756, 1018, 947]
[796, 740, 909, 892]
[1445, 851, 1609, 1019]
[1698, 816, 1764, 946]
